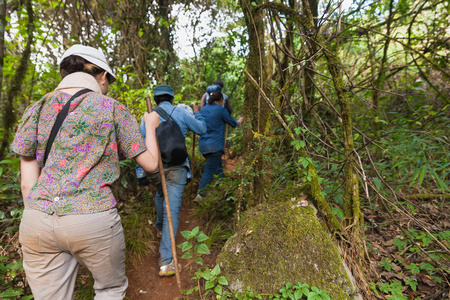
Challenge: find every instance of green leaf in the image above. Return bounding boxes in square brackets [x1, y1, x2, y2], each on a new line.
[211, 264, 221, 276]
[318, 290, 330, 300]
[197, 232, 209, 242]
[410, 167, 421, 186]
[205, 280, 215, 290]
[372, 177, 382, 190]
[300, 157, 309, 168]
[195, 257, 203, 265]
[196, 243, 210, 254]
[393, 238, 405, 250]
[417, 166, 426, 186]
[420, 262, 435, 274]
[214, 284, 223, 295]
[294, 289, 304, 299]
[0, 288, 23, 297]
[405, 263, 420, 274]
[178, 241, 193, 252]
[7, 261, 22, 271]
[191, 226, 200, 237]
[429, 167, 450, 192]
[380, 258, 394, 271]
[331, 206, 344, 220]
[405, 278, 418, 291]
[218, 276, 228, 285]
[181, 230, 194, 240]
[307, 291, 319, 300]
[181, 252, 193, 259]
[201, 269, 212, 280]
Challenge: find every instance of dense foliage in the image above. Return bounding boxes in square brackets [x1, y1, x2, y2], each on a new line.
[0, 0, 448, 299]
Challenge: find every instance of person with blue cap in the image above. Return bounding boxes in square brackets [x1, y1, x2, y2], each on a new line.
[136, 84, 207, 276]
[195, 84, 243, 200]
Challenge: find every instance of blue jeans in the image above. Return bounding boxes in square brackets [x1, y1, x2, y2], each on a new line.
[152, 167, 187, 265]
[197, 151, 224, 196]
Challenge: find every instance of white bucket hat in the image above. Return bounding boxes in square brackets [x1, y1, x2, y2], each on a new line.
[58, 44, 116, 83]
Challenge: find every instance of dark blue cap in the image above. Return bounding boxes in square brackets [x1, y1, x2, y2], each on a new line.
[154, 84, 174, 97]
[206, 84, 222, 94]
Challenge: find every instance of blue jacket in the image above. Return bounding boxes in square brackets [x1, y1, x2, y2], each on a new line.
[136, 101, 207, 178]
[198, 103, 238, 155]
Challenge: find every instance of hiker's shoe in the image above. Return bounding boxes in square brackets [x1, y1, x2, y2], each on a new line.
[193, 194, 204, 202]
[156, 228, 162, 239]
[159, 260, 182, 277]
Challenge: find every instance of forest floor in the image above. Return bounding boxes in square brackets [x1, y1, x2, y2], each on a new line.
[122, 154, 449, 300]
[362, 197, 450, 299]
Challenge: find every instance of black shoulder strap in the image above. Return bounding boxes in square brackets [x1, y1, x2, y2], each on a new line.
[169, 106, 177, 118]
[153, 106, 170, 120]
[43, 88, 92, 165]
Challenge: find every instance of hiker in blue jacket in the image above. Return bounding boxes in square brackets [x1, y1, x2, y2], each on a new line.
[136, 84, 206, 276]
[196, 84, 243, 199]
[200, 80, 233, 115]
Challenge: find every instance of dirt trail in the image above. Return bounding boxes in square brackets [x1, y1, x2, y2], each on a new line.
[126, 155, 240, 300]
[125, 201, 210, 300]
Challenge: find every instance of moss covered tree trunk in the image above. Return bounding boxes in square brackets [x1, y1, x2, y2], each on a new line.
[244, 69, 343, 233]
[0, 0, 34, 161]
[324, 48, 362, 228]
[276, 0, 295, 114]
[302, 0, 318, 113]
[239, 0, 271, 206]
[0, 0, 6, 99]
[293, 0, 362, 235]
[260, 1, 364, 281]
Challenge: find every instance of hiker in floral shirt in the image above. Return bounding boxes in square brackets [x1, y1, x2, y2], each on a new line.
[12, 44, 160, 300]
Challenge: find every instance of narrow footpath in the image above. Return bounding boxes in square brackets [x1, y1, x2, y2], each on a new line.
[125, 155, 240, 299]
[125, 200, 213, 300]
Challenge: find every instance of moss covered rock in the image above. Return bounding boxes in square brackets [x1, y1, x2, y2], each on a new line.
[217, 199, 356, 299]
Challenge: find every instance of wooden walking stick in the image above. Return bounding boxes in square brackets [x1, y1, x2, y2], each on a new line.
[145, 97, 182, 290]
[224, 124, 229, 152]
[191, 131, 196, 176]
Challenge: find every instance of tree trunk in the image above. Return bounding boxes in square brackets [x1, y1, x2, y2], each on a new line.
[156, 0, 174, 83]
[0, 0, 34, 161]
[0, 0, 6, 100]
[302, 0, 318, 113]
[244, 69, 343, 233]
[276, 0, 295, 114]
[239, 0, 271, 206]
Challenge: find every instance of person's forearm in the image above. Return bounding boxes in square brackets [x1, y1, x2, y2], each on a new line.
[20, 156, 40, 200]
[145, 121, 159, 162]
[134, 112, 160, 173]
[21, 182, 34, 200]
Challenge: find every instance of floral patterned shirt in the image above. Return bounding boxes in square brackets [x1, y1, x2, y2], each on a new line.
[12, 88, 146, 215]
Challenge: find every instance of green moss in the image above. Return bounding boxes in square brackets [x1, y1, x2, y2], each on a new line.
[217, 198, 356, 299]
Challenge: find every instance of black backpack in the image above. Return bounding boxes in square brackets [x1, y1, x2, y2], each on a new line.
[153, 106, 188, 166]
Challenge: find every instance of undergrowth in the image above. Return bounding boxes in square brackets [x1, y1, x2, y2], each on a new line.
[178, 226, 332, 300]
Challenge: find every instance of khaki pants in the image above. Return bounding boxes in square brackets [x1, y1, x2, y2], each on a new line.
[19, 208, 128, 300]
